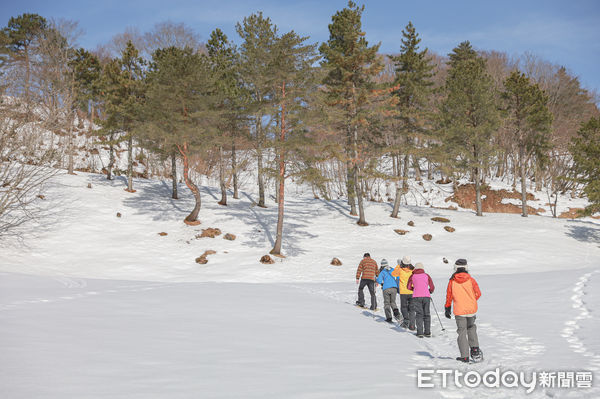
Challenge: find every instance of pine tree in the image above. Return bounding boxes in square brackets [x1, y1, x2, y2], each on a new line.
[1, 14, 47, 111]
[236, 13, 278, 208]
[207, 28, 242, 206]
[570, 117, 600, 215]
[70, 48, 102, 129]
[269, 31, 319, 255]
[440, 41, 499, 216]
[389, 21, 434, 218]
[502, 70, 552, 216]
[100, 41, 146, 191]
[319, 1, 383, 226]
[142, 46, 216, 224]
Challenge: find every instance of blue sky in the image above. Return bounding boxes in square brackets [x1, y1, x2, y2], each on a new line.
[2, 0, 599, 93]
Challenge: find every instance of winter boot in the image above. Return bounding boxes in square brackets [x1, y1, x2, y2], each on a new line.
[408, 324, 416, 331]
[393, 309, 401, 321]
[470, 347, 483, 362]
[456, 357, 469, 363]
[424, 333, 432, 338]
[416, 333, 424, 338]
[385, 318, 393, 323]
[355, 301, 365, 308]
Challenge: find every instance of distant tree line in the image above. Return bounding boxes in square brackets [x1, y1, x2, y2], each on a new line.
[1, 2, 599, 249]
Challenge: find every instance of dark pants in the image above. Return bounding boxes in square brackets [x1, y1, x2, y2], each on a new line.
[413, 297, 431, 335]
[400, 294, 415, 326]
[382, 288, 399, 320]
[357, 279, 377, 309]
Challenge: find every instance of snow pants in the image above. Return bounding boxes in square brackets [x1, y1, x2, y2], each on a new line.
[357, 279, 377, 309]
[456, 315, 479, 358]
[412, 297, 431, 336]
[400, 293, 415, 326]
[382, 288, 399, 320]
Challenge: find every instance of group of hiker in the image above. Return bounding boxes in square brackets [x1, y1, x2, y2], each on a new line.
[355, 253, 483, 363]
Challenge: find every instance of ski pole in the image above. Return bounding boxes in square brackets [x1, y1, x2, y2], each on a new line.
[431, 299, 445, 331]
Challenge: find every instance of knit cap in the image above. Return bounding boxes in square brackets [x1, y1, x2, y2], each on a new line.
[414, 262, 424, 270]
[401, 256, 411, 266]
[454, 258, 469, 272]
[381, 259, 391, 270]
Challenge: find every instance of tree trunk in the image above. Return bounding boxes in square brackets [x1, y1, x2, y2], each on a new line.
[352, 124, 367, 226]
[512, 153, 518, 190]
[89, 102, 95, 135]
[427, 159, 433, 180]
[535, 163, 543, 192]
[474, 167, 482, 216]
[126, 135, 134, 192]
[271, 82, 286, 256]
[231, 139, 239, 199]
[402, 154, 410, 192]
[391, 185, 402, 218]
[67, 110, 75, 175]
[413, 156, 422, 181]
[177, 143, 201, 224]
[171, 152, 178, 199]
[519, 145, 528, 217]
[107, 134, 114, 180]
[218, 145, 227, 206]
[347, 163, 358, 215]
[256, 119, 266, 208]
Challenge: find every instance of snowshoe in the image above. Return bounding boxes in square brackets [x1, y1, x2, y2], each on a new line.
[416, 334, 424, 338]
[470, 347, 483, 362]
[456, 357, 469, 363]
[400, 320, 409, 328]
[355, 301, 366, 308]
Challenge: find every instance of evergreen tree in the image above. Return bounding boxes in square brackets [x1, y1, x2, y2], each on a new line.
[236, 13, 278, 208]
[70, 48, 102, 126]
[269, 30, 319, 255]
[207, 28, 242, 206]
[389, 21, 434, 218]
[142, 46, 216, 224]
[570, 117, 600, 215]
[502, 70, 552, 216]
[100, 41, 146, 191]
[1, 13, 47, 108]
[319, 1, 383, 226]
[440, 41, 499, 216]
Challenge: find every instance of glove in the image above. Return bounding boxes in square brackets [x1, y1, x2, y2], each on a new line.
[445, 306, 452, 319]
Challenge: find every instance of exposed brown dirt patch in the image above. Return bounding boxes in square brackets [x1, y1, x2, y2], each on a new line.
[447, 184, 539, 214]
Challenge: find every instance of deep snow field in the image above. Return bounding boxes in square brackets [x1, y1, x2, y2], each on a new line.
[1, 171, 600, 398]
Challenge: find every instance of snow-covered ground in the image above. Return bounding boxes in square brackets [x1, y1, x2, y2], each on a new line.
[1, 172, 600, 398]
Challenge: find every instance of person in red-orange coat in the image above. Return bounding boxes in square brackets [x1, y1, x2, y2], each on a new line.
[445, 258, 482, 363]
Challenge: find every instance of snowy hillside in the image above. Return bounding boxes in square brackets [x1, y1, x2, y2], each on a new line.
[1, 172, 600, 398]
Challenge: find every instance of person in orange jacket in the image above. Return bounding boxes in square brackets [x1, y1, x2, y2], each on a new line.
[392, 256, 415, 329]
[445, 259, 482, 363]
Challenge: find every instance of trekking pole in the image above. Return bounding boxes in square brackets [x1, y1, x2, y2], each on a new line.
[431, 299, 446, 331]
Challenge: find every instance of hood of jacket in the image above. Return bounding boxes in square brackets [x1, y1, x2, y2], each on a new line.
[452, 272, 471, 284]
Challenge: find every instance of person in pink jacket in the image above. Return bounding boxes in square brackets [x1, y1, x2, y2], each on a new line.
[406, 263, 435, 338]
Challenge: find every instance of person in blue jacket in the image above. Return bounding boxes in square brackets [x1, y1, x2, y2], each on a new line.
[376, 259, 401, 323]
